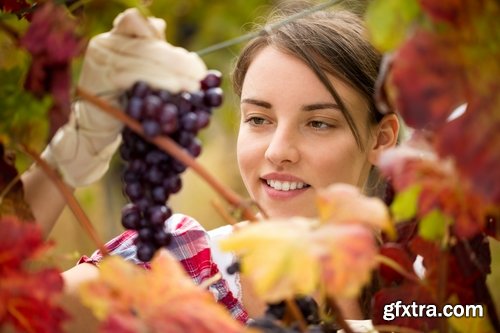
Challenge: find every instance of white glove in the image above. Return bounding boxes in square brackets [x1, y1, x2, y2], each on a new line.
[42, 8, 207, 187]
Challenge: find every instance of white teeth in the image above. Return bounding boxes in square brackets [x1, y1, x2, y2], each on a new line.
[266, 180, 308, 191]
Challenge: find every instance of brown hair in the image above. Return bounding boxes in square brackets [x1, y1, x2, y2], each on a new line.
[231, 5, 384, 152]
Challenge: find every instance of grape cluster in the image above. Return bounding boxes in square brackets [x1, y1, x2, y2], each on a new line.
[248, 296, 339, 333]
[119, 70, 223, 262]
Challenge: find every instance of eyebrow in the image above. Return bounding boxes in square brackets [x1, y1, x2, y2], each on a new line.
[241, 98, 340, 112]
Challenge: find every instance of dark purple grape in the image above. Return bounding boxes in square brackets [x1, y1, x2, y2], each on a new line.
[175, 131, 194, 147]
[200, 70, 222, 90]
[180, 113, 198, 132]
[187, 138, 202, 157]
[125, 182, 144, 201]
[146, 165, 164, 185]
[142, 94, 162, 118]
[129, 81, 150, 98]
[190, 91, 205, 107]
[155, 89, 171, 103]
[142, 119, 161, 137]
[159, 103, 178, 122]
[121, 203, 141, 229]
[125, 96, 144, 120]
[195, 110, 211, 130]
[119, 143, 133, 161]
[170, 159, 187, 174]
[128, 159, 147, 173]
[136, 241, 156, 262]
[145, 149, 169, 165]
[203, 87, 223, 107]
[131, 137, 152, 155]
[226, 261, 240, 275]
[147, 205, 172, 226]
[152, 186, 169, 203]
[138, 227, 154, 241]
[159, 104, 179, 134]
[176, 93, 192, 115]
[154, 229, 172, 246]
[123, 169, 139, 183]
[163, 174, 182, 194]
[121, 127, 136, 145]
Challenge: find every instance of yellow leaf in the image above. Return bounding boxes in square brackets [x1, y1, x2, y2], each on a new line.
[316, 183, 394, 238]
[219, 218, 320, 303]
[311, 224, 378, 298]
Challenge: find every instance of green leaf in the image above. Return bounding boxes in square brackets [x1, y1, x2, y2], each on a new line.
[390, 184, 421, 222]
[418, 209, 452, 241]
[365, 0, 421, 52]
[0, 68, 51, 151]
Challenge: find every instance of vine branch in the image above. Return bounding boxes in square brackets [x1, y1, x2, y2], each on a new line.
[76, 87, 262, 222]
[19, 144, 108, 256]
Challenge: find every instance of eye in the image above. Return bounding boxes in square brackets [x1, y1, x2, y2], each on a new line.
[245, 116, 269, 126]
[309, 120, 331, 129]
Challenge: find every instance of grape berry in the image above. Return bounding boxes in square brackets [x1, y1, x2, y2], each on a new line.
[119, 70, 223, 262]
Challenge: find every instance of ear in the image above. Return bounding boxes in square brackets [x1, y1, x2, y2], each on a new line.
[368, 113, 400, 164]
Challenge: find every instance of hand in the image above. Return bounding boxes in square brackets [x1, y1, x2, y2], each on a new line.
[43, 8, 207, 187]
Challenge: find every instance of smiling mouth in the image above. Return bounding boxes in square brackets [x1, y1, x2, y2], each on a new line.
[264, 179, 311, 191]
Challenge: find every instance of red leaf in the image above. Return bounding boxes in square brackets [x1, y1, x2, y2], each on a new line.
[418, 0, 463, 26]
[0, 0, 31, 20]
[0, 217, 44, 271]
[388, 30, 466, 130]
[0, 217, 68, 333]
[435, 103, 500, 206]
[372, 282, 439, 331]
[20, 2, 84, 137]
[379, 243, 416, 285]
[379, 137, 488, 239]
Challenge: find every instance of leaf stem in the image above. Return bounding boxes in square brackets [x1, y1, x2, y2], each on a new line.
[285, 298, 308, 333]
[19, 144, 108, 256]
[0, 173, 22, 206]
[75, 87, 261, 222]
[376, 254, 424, 285]
[326, 296, 355, 333]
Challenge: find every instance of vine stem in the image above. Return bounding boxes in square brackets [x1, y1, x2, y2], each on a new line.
[75, 87, 261, 222]
[376, 254, 425, 285]
[326, 296, 355, 333]
[19, 144, 109, 256]
[285, 298, 308, 333]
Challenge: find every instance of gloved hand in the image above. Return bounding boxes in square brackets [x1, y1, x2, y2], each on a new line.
[42, 8, 207, 187]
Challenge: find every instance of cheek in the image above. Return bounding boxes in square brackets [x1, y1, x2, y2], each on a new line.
[310, 138, 368, 185]
[236, 131, 258, 180]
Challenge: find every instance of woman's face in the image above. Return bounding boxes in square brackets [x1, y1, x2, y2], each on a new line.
[237, 46, 376, 218]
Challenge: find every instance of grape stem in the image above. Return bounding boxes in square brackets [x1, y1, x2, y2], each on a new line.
[326, 297, 355, 333]
[19, 144, 109, 256]
[76, 87, 261, 222]
[284, 298, 308, 333]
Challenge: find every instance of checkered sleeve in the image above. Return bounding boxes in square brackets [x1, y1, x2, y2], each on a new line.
[77, 213, 249, 323]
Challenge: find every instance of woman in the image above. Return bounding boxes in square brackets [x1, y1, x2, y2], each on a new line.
[22, 2, 399, 328]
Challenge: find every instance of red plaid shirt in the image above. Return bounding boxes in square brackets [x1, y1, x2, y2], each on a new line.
[78, 214, 249, 323]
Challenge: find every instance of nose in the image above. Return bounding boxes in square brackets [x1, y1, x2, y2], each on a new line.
[264, 124, 300, 166]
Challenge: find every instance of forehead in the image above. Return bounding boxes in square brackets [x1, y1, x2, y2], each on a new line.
[241, 46, 368, 112]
